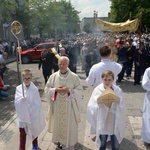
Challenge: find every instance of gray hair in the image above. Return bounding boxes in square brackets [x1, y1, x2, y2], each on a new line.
[60, 47, 65, 51]
[59, 56, 69, 65]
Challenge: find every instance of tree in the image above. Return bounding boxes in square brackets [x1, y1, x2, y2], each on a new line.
[0, 0, 16, 22]
[109, 0, 150, 32]
[45, 1, 66, 39]
[25, 0, 50, 38]
[22, 0, 80, 38]
[60, 0, 80, 35]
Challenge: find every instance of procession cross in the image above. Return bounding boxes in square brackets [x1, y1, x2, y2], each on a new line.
[11, 21, 24, 97]
[11, 22, 22, 35]
[97, 87, 120, 108]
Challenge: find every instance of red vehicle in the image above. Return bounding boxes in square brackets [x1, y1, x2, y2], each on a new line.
[20, 42, 56, 64]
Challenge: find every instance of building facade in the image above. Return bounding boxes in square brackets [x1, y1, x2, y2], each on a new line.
[80, 17, 108, 33]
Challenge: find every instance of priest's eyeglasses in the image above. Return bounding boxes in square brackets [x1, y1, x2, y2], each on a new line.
[23, 78, 31, 80]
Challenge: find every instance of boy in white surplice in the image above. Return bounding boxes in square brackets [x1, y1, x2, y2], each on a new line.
[14, 69, 45, 150]
[87, 70, 126, 150]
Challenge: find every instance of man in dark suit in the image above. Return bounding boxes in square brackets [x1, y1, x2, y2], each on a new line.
[66, 41, 78, 73]
[38, 49, 55, 84]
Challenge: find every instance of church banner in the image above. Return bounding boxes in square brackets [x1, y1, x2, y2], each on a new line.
[96, 18, 139, 32]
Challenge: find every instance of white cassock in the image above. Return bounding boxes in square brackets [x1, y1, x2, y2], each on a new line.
[14, 82, 46, 140]
[86, 59, 122, 88]
[87, 83, 126, 147]
[44, 69, 83, 147]
[141, 67, 150, 143]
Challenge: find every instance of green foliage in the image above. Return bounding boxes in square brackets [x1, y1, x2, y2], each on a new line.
[0, 0, 80, 38]
[109, 0, 150, 32]
[60, 0, 80, 34]
[21, 0, 80, 38]
[0, 0, 16, 20]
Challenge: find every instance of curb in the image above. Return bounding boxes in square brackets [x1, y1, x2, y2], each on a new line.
[6, 58, 16, 64]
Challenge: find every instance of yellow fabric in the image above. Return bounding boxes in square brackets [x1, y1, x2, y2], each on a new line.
[96, 18, 139, 32]
[51, 48, 60, 59]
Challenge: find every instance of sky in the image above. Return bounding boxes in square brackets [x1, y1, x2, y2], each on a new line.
[70, 0, 111, 20]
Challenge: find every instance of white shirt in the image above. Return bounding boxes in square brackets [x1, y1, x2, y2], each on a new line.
[86, 59, 122, 88]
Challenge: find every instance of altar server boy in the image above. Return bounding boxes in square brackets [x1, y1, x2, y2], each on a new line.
[87, 70, 126, 150]
[14, 69, 45, 150]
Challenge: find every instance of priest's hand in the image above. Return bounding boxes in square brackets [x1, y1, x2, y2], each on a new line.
[55, 85, 63, 92]
[55, 85, 69, 94]
[60, 86, 69, 94]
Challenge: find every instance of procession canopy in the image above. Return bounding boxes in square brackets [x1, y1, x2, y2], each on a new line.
[96, 18, 139, 32]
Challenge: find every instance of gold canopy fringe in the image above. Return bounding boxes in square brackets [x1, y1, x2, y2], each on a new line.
[96, 18, 139, 32]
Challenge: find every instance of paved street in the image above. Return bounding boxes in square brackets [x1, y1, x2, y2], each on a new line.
[0, 60, 149, 150]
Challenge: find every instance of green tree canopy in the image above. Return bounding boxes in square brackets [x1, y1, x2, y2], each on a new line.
[109, 0, 150, 32]
[22, 0, 80, 38]
[0, 0, 16, 22]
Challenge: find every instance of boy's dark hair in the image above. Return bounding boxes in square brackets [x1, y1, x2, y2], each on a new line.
[99, 45, 111, 57]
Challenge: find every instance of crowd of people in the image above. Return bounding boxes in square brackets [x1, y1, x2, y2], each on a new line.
[0, 40, 11, 98]
[1, 32, 150, 150]
[37, 32, 150, 87]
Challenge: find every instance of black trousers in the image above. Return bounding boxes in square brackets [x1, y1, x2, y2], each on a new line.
[126, 60, 133, 76]
[134, 63, 145, 84]
[43, 68, 52, 84]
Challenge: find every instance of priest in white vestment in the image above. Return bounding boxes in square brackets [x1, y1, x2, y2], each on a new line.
[45, 56, 83, 150]
[141, 67, 150, 144]
[87, 70, 126, 149]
